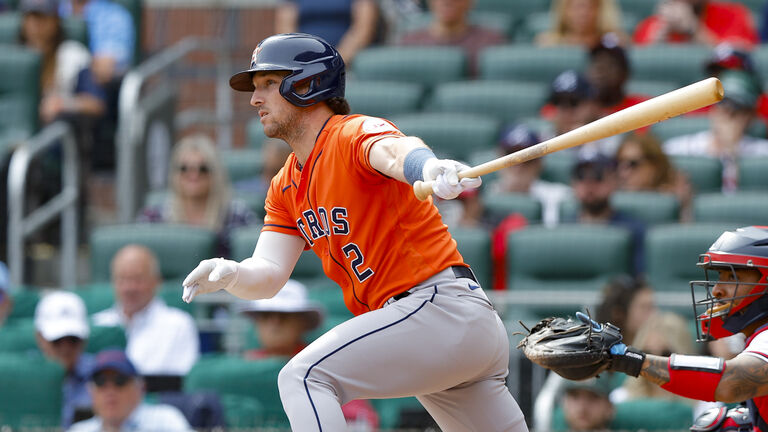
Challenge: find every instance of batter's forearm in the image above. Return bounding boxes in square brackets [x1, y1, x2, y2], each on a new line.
[368, 136, 430, 183]
[225, 256, 290, 300]
[640, 354, 670, 386]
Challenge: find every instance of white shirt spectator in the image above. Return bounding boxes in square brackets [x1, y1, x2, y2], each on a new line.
[54, 40, 91, 95]
[68, 403, 191, 432]
[93, 299, 199, 375]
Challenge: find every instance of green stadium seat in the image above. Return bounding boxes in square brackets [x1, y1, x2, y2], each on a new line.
[449, 226, 492, 289]
[352, 46, 466, 85]
[345, 80, 424, 118]
[75, 282, 115, 313]
[627, 79, 678, 97]
[645, 223, 738, 292]
[7, 289, 39, 321]
[0, 318, 37, 352]
[480, 44, 588, 84]
[0, 44, 41, 153]
[482, 192, 542, 224]
[427, 80, 547, 123]
[753, 45, 768, 83]
[551, 398, 693, 431]
[618, 0, 658, 20]
[246, 118, 267, 150]
[540, 150, 576, 185]
[653, 116, 709, 141]
[0, 353, 64, 428]
[506, 224, 632, 314]
[229, 225, 327, 281]
[396, 11, 515, 40]
[184, 355, 289, 427]
[739, 157, 768, 190]
[0, 13, 88, 45]
[304, 278, 349, 317]
[389, 113, 500, 160]
[612, 191, 680, 225]
[474, 0, 549, 18]
[669, 155, 722, 193]
[693, 192, 768, 225]
[629, 44, 710, 86]
[89, 223, 217, 282]
[86, 324, 127, 353]
[220, 148, 263, 183]
[159, 281, 193, 314]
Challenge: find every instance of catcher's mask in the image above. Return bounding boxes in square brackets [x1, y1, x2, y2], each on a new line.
[229, 33, 345, 107]
[691, 226, 768, 341]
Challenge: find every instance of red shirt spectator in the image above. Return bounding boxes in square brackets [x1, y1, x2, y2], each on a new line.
[633, 0, 758, 48]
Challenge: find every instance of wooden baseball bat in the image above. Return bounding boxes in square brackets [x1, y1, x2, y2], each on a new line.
[413, 77, 724, 201]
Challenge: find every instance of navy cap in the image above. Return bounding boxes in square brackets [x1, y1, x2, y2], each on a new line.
[19, 0, 58, 15]
[89, 349, 138, 379]
[589, 32, 629, 72]
[498, 124, 539, 154]
[549, 70, 595, 104]
[573, 152, 617, 179]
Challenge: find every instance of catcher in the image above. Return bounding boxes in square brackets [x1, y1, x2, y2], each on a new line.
[519, 226, 768, 430]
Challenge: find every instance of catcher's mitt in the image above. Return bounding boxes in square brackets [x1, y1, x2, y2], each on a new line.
[516, 312, 624, 381]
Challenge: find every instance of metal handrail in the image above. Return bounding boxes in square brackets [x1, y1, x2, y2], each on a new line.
[7, 121, 78, 289]
[116, 37, 232, 223]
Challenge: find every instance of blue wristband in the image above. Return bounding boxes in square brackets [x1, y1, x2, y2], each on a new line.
[403, 147, 436, 185]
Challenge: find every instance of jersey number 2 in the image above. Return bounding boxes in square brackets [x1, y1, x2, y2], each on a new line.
[341, 243, 374, 283]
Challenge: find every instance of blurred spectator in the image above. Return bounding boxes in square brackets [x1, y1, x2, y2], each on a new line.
[68, 349, 191, 432]
[610, 311, 698, 405]
[137, 134, 256, 258]
[561, 376, 615, 432]
[275, 0, 380, 65]
[616, 132, 693, 221]
[398, 0, 506, 77]
[19, 0, 105, 125]
[488, 124, 572, 227]
[0, 261, 11, 328]
[34, 291, 95, 428]
[93, 245, 199, 384]
[595, 275, 658, 345]
[540, 69, 599, 138]
[237, 280, 379, 429]
[664, 70, 768, 192]
[58, 0, 135, 85]
[587, 34, 650, 115]
[633, 0, 758, 48]
[233, 139, 293, 199]
[698, 43, 768, 126]
[569, 153, 646, 275]
[536, 0, 628, 48]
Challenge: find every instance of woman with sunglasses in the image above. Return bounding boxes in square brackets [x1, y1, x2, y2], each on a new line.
[616, 132, 693, 221]
[137, 134, 256, 258]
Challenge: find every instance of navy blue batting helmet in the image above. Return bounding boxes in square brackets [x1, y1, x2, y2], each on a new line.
[229, 33, 345, 107]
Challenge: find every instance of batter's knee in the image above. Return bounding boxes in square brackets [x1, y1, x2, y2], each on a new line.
[277, 359, 305, 397]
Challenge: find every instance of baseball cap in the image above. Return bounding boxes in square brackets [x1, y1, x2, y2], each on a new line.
[237, 280, 324, 330]
[718, 70, 761, 110]
[562, 376, 613, 398]
[19, 0, 59, 15]
[498, 124, 540, 154]
[34, 291, 90, 341]
[705, 43, 754, 75]
[549, 70, 595, 105]
[89, 349, 138, 379]
[589, 33, 629, 72]
[573, 151, 617, 181]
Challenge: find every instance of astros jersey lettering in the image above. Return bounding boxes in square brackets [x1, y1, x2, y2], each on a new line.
[263, 114, 466, 315]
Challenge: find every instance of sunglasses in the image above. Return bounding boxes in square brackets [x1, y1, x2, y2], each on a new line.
[177, 164, 210, 175]
[617, 158, 646, 170]
[92, 373, 133, 388]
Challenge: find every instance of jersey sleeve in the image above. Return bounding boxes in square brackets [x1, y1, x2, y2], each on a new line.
[262, 166, 302, 237]
[342, 116, 405, 180]
[744, 331, 768, 363]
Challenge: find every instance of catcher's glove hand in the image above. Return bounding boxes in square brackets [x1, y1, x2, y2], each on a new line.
[517, 311, 646, 380]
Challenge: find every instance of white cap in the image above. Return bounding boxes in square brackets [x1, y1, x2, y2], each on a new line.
[34, 291, 90, 341]
[237, 280, 324, 329]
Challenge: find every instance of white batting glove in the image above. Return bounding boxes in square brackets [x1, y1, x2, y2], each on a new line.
[422, 158, 482, 200]
[182, 258, 240, 303]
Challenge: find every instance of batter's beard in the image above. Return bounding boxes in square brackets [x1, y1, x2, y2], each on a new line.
[265, 111, 304, 143]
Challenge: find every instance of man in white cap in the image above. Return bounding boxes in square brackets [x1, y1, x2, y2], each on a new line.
[35, 291, 95, 428]
[238, 279, 324, 359]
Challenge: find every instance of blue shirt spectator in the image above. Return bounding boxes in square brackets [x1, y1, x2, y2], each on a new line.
[63, 353, 95, 427]
[59, 0, 135, 82]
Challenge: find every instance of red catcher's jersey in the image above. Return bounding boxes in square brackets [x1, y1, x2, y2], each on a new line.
[262, 115, 466, 316]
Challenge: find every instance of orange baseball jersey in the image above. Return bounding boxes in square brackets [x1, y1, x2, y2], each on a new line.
[262, 114, 467, 316]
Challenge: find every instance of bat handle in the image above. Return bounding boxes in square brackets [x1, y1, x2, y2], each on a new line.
[413, 180, 434, 201]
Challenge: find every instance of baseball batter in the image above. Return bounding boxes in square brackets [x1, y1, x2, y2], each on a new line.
[182, 33, 528, 431]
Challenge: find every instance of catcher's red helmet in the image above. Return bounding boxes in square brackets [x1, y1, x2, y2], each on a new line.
[691, 226, 768, 341]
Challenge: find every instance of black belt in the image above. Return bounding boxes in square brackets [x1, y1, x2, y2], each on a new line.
[393, 266, 478, 301]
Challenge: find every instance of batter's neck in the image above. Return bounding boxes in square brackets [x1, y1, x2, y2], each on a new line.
[288, 110, 335, 166]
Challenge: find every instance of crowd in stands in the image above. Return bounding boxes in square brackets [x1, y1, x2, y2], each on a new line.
[3, 0, 768, 430]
